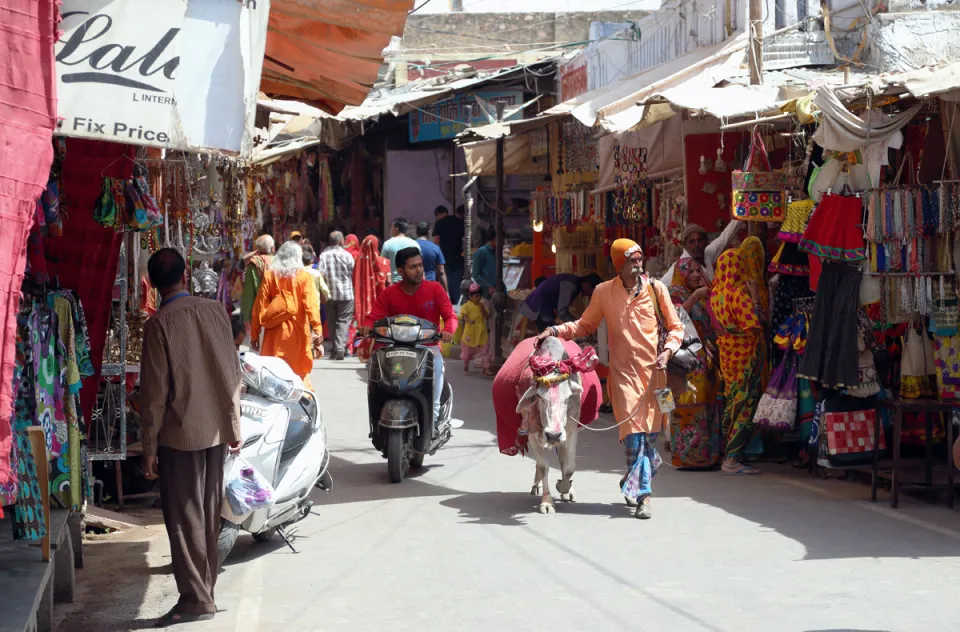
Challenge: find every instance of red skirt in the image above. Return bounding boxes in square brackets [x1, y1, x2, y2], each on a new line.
[799, 194, 866, 262]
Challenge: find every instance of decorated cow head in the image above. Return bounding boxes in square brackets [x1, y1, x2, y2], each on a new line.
[516, 337, 585, 448]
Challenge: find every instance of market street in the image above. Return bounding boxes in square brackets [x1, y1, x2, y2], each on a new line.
[56, 357, 959, 632]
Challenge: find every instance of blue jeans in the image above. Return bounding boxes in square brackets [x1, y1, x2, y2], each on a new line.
[428, 345, 444, 425]
[447, 266, 463, 305]
[621, 432, 661, 499]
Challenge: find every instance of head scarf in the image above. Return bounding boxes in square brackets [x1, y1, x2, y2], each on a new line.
[355, 235, 390, 324]
[708, 250, 761, 334]
[669, 257, 709, 323]
[610, 238, 641, 272]
[344, 234, 360, 259]
[681, 223, 707, 243]
[739, 236, 769, 315]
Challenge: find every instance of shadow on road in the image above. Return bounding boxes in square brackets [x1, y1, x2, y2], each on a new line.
[440, 491, 628, 526]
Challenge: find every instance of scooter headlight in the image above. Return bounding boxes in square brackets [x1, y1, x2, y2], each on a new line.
[390, 323, 420, 343]
[418, 327, 437, 341]
[259, 365, 295, 402]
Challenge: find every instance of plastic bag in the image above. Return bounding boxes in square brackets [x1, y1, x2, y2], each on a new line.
[224, 456, 275, 517]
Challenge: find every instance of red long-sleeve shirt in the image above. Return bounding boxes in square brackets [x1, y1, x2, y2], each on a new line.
[364, 281, 458, 337]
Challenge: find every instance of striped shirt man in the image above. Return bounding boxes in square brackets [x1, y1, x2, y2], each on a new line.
[318, 244, 355, 301]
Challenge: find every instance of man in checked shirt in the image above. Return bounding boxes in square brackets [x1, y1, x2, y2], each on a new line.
[318, 230, 356, 361]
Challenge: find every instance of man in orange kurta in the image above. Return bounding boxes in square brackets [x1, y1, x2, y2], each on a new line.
[250, 241, 323, 390]
[537, 239, 683, 519]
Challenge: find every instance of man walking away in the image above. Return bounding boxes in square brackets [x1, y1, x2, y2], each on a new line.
[241, 234, 274, 327]
[139, 249, 241, 627]
[416, 220, 448, 293]
[381, 217, 420, 283]
[318, 231, 356, 361]
[472, 228, 498, 300]
[433, 205, 464, 303]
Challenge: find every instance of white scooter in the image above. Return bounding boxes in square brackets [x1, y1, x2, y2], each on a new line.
[218, 353, 332, 564]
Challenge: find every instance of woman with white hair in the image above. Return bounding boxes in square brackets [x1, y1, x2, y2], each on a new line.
[241, 234, 276, 326]
[250, 240, 323, 389]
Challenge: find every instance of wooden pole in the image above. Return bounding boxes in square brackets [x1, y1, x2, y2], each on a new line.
[491, 102, 507, 370]
[749, 0, 763, 85]
[27, 426, 50, 561]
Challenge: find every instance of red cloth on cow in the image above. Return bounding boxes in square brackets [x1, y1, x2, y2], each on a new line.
[0, 0, 59, 493]
[492, 337, 602, 456]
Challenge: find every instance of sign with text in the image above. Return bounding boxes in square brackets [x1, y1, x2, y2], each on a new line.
[56, 0, 270, 155]
[597, 116, 683, 190]
[409, 90, 523, 143]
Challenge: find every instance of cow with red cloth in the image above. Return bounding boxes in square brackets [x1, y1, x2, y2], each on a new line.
[492, 336, 601, 513]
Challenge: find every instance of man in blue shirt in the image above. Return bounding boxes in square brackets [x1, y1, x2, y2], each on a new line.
[381, 217, 420, 283]
[416, 221, 448, 293]
[472, 228, 498, 298]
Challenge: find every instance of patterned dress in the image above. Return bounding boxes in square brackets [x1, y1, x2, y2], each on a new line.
[13, 322, 45, 540]
[709, 250, 764, 460]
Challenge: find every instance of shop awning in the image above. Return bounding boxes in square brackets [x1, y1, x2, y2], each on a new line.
[461, 136, 548, 177]
[871, 60, 960, 101]
[260, 0, 415, 114]
[455, 112, 566, 141]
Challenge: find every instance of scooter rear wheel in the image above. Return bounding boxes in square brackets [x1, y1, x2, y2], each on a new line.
[386, 429, 407, 483]
[218, 520, 239, 565]
[252, 528, 276, 543]
[409, 453, 425, 469]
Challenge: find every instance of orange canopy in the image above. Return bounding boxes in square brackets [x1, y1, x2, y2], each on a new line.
[261, 0, 414, 114]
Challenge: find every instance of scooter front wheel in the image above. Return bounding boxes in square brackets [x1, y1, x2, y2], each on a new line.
[218, 520, 240, 566]
[409, 453, 425, 469]
[386, 429, 407, 483]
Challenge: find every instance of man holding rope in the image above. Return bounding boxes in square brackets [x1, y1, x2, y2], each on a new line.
[535, 239, 684, 519]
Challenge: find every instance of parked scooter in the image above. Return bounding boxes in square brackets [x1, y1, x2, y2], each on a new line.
[365, 315, 459, 483]
[218, 353, 331, 564]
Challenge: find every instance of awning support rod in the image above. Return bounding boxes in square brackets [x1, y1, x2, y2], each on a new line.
[719, 112, 793, 130]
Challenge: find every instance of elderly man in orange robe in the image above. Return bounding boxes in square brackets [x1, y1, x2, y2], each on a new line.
[250, 241, 323, 390]
[537, 239, 684, 519]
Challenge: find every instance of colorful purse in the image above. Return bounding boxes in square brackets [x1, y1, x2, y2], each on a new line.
[824, 409, 886, 466]
[731, 128, 788, 222]
[753, 352, 798, 430]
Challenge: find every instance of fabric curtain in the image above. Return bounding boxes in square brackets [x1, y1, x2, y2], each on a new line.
[813, 86, 922, 153]
[0, 0, 59, 489]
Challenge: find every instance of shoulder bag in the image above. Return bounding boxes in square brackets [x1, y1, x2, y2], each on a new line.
[647, 279, 702, 376]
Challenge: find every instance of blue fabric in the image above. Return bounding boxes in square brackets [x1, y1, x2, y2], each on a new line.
[472, 245, 497, 295]
[428, 345, 444, 423]
[417, 238, 446, 281]
[621, 432, 661, 499]
[523, 273, 579, 319]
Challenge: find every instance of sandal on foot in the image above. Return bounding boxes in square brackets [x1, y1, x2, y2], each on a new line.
[154, 609, 215, 628]
[722, 463, 760, 476]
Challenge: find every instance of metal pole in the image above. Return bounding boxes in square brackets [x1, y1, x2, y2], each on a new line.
[491, 102, 507, 370]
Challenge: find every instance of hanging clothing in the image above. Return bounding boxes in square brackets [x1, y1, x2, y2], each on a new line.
[668, 258, 721, 469]
[709, 250, 764, 460]
[12, 323, 45, 540]
[800, 194, 867, 262]
[554, 275, 684, 441]
[251, 268, 322, 382]
[353, 236, 392, 361]
[798, 262, 862, 388]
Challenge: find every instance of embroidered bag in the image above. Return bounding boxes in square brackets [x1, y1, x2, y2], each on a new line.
[731, 128, 788, 222]
[824, 409, 886, 464]
[934, 335, 960, 401]
[753, 352, 798, 430]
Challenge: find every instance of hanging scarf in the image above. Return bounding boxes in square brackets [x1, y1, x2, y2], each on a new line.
[354, 235, 390, 326]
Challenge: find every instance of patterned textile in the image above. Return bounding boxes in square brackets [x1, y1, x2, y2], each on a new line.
[353, 236, 391, 343]
[13, 325, 44, 540]
[796, 377, 816, 444]
[460, 342, 491, 372]
[0, 0, 60, 498]
[669, 257, 721, 468]
[740, 237, 769, 323]
[31, 310, 66, 458]
[799, 194, 867, 262]
[778, 199, 816, 242]
[825, 410, 885, 455]
[709, 250, 763, 459]
[934, 335, 960, 400]
[318, 245, 356, 301]
[344, 234, 360, 259]
[621, 432, 661, 499]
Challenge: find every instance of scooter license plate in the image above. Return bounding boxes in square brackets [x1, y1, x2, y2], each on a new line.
[385, 349, 418, 359]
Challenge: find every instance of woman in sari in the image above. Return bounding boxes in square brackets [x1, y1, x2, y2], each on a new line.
[709, 249, 764, 475]
[343, 234, 362, 354]
[251, 241, 323, 390]
[353, 235, 392, 361]
[668, 258, 721, 469]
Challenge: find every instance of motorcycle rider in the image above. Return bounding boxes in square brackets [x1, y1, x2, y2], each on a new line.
[362, 247, 458, 427]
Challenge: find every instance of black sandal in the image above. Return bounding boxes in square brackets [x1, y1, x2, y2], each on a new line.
[154, 608, 215, 628]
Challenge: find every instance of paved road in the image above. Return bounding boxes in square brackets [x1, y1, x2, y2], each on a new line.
[60, 357, 960, 632]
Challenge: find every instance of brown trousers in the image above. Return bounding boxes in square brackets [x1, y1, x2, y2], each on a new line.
[158, 444, 226, 614]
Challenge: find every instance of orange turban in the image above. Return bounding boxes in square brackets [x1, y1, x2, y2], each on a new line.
[610, 238, 641, 272]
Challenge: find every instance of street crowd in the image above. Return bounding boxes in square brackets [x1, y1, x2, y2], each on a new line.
[134, 208, 784, 625]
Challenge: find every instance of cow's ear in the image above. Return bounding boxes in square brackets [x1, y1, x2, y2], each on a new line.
[516, 385, 538, 413]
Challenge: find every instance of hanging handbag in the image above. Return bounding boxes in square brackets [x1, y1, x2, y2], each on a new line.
[824, 408, 886, 467]
[731, 128, 788, 222]
[647, 280, 701, 376]
[753, 352, 798, 430]
[934, 335, 960, 401]
[929, 277, 958, 336]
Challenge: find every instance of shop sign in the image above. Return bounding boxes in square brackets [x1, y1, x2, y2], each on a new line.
[597, 116, 684, 190]
[56, 0, 270, 155]
[559, 58, 589, 102]
[408, 90, 523, 143]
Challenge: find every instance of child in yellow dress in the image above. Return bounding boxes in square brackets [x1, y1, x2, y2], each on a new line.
[455, 283, 492, 376]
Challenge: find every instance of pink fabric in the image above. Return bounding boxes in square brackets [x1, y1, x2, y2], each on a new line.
[528, 345, 598, 377]
[492, 338, 602, 456]
[0, 0, 59, 489]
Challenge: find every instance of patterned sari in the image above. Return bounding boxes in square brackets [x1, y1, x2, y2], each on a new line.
[354, 236, 391, 361]
[709, 249, 763, 460]
[740, 237, 770, 389]
[668, 258, 721, 468]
